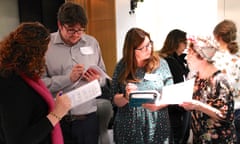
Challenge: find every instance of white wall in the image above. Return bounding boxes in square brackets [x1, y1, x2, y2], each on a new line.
[136, 0, 218, 50]
[1, 0, 240, 61]
[116, 0, 220, 62]
[0, 0, 19, 40]
[115, 0, 137, 62]
[218, 0, 240, 45]
[115, 0, 240, 61]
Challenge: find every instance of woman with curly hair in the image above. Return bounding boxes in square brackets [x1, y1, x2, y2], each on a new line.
[0, 22, 71, 144]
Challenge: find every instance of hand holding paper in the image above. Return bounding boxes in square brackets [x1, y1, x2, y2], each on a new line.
[83, 67, 101, 81]
[128, 78, 195, 107]
[84, 65, 111, 80]
[66, 79, 102, 108]
[160, 78, 195, 104]
[72, 65, 111, 88]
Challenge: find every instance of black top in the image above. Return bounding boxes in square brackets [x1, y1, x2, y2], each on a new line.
[165, 53, 189, 84]
[165, 52, 191, 143]
[164, 52, 189, 114]
[0, 74, 53, 144]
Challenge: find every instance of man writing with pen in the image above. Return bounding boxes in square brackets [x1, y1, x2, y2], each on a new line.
[41, 2, 110, 144]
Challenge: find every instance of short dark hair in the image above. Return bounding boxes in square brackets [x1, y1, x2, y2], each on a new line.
[57, 2, 88, 28]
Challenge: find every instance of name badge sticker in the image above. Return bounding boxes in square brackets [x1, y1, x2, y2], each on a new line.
[80, 46, 94, 55]
[144, 73, 161, 81]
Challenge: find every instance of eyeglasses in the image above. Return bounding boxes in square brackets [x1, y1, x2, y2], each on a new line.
[63, 24, 85, 35]
[135, 41, 153, 51]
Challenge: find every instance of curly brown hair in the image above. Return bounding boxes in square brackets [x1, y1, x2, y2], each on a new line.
[0, 22, 50, 79]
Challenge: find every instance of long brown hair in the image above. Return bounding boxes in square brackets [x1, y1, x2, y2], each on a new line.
[119, 28, 159, 84]
[213, 19, 238, 54]
[159, 29, 187, 57]
[0, 22, 50, 79]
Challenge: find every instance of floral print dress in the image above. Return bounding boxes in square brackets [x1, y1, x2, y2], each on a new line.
[212, 50, 240, 109]
[191, 70, 236, 144]
[111, 58, 173, 144]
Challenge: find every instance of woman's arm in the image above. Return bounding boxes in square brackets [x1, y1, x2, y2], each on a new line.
[180, 100, 223, 120]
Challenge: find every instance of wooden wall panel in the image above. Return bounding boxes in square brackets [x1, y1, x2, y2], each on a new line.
[89, 21, 116, 73]
[67, 0, 116, 77]
[87, 0, 116, 77]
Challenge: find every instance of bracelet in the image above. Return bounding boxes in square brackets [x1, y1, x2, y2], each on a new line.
[50, 112, 62, 121]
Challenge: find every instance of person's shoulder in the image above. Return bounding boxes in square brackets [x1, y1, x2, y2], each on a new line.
[116, 59, 124, 67]
[0, 74, 22, 91]
[114, 59, 124, 69]
[213, 70, 229, 81]
[159, 57, 169, 65]
[160, 56, 177, 64]
[232, 53, 240, 61]
[82, 34, 98, 42]
[50, 31, 58, 39]
[49, 31, 63, 45]
[164, 55, 177, 63]
[224, 53, 240, 66]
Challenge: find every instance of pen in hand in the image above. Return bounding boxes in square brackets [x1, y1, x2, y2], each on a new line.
[71, 58, 85, 81]
[72, 57, 79, 64]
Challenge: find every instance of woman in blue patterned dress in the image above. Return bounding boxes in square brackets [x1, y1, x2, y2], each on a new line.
[111, 28, 173, 144]
[180, 38, 236, 143]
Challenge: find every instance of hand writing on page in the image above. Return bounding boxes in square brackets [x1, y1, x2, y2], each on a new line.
[70, 64, 84, 82]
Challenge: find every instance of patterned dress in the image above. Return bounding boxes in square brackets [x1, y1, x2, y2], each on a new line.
[212, 50, 240, 109]
[111, 58, 173, 144]
[191, 71, 236, 144]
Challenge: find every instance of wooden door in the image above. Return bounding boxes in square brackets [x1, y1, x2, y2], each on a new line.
[67, 0, 117, 77]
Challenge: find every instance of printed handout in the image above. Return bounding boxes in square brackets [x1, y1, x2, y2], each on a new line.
[66, 79, 102, 108]
[159, 78, 195, 104]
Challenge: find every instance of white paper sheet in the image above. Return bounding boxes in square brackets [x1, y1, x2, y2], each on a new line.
[159, 78, 195, 104]
[66, 79, 102, 108]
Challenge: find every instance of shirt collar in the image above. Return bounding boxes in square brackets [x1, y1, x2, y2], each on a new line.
[52, 31, 87, 45]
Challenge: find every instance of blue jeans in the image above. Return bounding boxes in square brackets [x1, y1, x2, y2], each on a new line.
[234, 109, 240, 143]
